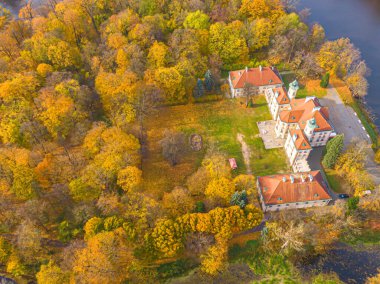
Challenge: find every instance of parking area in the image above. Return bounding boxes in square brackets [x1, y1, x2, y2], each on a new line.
[320, 87, 371, 147]
[257, 120, 286, 149]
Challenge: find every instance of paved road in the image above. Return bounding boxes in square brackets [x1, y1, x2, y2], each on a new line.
[321, 86, 380, 184]
[320, 86, 371, 146]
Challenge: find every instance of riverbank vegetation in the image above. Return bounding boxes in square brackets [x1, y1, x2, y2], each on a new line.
[0, 0, 379, 283]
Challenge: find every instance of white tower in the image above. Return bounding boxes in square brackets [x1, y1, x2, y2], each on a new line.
[288, 80, 299, 100]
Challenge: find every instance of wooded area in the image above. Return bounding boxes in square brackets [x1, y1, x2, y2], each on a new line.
[0, 0, 378, 283]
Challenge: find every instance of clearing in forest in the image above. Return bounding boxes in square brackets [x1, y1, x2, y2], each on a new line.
[142, 96, 289, 196]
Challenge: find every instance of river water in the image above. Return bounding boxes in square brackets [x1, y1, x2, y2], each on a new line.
[299, 0, 380, 128]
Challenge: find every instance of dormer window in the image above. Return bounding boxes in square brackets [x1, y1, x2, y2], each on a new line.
[278, 197, 282, 201]
[314, 193, 319, 197]
[291, 116, 296, 120]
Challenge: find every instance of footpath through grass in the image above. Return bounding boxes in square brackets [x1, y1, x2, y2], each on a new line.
[142, 96, 288, 195]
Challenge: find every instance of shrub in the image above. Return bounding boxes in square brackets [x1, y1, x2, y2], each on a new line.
[320, 73, 330, 88]
[374, 149, 380, 164]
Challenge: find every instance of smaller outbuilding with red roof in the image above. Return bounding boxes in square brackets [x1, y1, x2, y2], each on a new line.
[257, 171, 332, 212]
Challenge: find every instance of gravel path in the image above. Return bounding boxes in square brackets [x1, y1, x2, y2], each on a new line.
[237, 133, 252, 174]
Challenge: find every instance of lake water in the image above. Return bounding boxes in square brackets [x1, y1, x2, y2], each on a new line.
[299, 0, 380, 128]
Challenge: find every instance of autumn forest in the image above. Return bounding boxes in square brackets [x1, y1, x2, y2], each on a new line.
[0, 0, 378, 283]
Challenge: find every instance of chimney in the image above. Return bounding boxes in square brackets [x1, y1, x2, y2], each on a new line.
[290, 175, 295, 183]
[301, 175, 305, 182]
[308, 173, 313, 182]
[259, 65, 263, 72]
[275, 91, 279, 98]
[293, 134, 297, 141]
[245, 66, 248, 73]
[305, 96, 316, 103]
[312, 106, 321, 113]
[282, 176, 287, 182]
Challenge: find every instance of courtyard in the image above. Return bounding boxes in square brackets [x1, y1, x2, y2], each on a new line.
[257, 120, 285, 149]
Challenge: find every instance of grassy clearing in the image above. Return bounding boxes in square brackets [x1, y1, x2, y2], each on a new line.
[229, 240, 300, 283]
[331, 78, 379, 147]
[342, 229, 380, 246]
[142, 96, 288, 195]
[324, 168, 350, 194]
[281, 73, 327, 99]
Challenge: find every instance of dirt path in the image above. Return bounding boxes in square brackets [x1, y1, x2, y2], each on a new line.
[237, 133, 252, 174]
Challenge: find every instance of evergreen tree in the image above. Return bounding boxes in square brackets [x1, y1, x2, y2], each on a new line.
[230, 190, 248, 208]
[322, 134, 344, 168]
[204, 70, 214, 92]
[194, 78, 204, 98]
[320, 72, 330, 88]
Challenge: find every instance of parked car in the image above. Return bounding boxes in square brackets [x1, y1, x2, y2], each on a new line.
[338, 194, 349, 199]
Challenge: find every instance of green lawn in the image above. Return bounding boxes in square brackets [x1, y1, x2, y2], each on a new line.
[142, 96, 288, 195]
[281, 72, 327, 99]
[342, 229, 380, 246]
[323, 168, 350, 194]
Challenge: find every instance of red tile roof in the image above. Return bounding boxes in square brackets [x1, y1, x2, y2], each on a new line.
[289, 129, 311, 150]
[280, 97, 332, 132]
[258, 171, 332, 205]
[273, 87, 290, 105]
[229, 67, 282, 89]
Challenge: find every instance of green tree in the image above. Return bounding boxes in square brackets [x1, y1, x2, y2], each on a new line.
[194, 78, 204, 98]
[347, 196, 360, 214]
[322, 134, 344, 168]
[204, 70, 214, 92]
[183, 11, 210, 30]
[230, 190, 248, 208]
[320, 73, 330, 88]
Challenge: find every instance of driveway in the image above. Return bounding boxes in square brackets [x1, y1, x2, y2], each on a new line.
[321, 86, 380, 184]
[320, 86, 371, 147]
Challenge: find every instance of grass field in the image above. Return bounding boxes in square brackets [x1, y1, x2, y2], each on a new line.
[324, 168, 350, 194]
[281, 73, 327, 99]
[142, 96, 288, 196]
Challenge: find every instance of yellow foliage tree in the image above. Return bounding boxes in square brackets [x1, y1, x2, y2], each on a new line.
[36, 261, 70, 284]
[205, 177, 235, 202]
[147, 41, 170, 68]
[249, 18, 272, 51]
[73, 230, 134, 283]
[117, 166, 142, 192]
[151, 67, 186, 103]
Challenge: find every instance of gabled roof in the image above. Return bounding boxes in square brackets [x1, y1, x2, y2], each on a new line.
[274, 87, 290, 105]
[289, 129, 311, 150]
[229, 67, 283, 89]
[280, 97, 332, 132]
[257, 171, 332, 205]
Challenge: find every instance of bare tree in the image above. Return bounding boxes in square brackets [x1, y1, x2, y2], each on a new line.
[159, 129, 186, 166]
